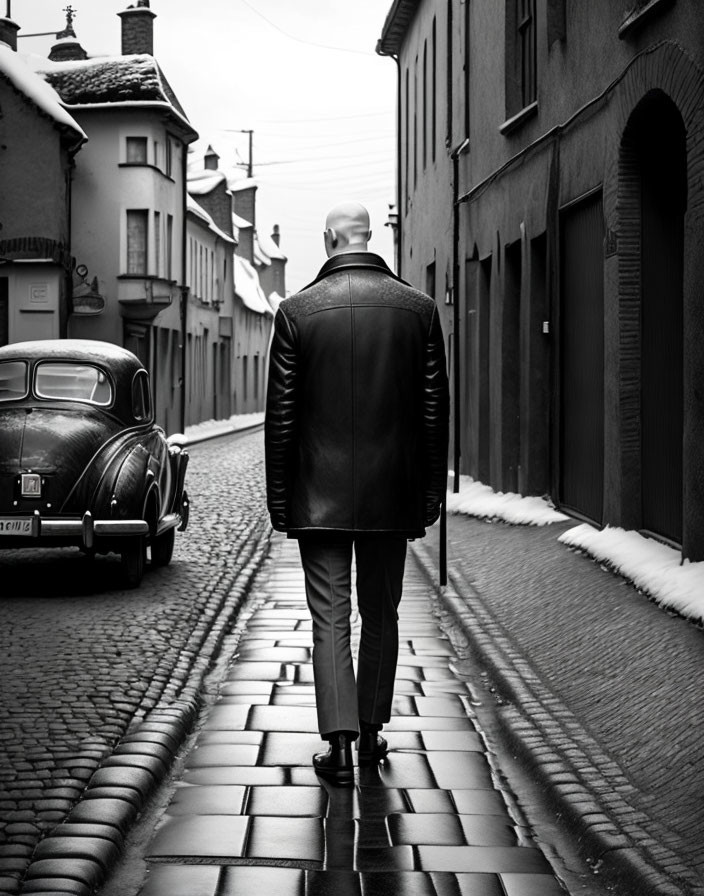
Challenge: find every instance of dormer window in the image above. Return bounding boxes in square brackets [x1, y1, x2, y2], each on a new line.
[126, 136, 148, 164]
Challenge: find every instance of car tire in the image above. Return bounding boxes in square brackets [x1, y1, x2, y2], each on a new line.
[121, 535, 146, 588]
[151, 527, 175, 567]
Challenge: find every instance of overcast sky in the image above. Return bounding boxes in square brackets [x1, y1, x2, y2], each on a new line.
[13, 0, 398, 293]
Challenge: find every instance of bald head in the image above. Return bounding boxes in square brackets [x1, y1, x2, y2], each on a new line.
[324, 202, 372, 257]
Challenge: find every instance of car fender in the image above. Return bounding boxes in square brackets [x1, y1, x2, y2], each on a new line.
[107, 442, 154, 521]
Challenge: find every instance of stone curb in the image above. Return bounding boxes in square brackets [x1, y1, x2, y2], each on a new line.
[17, 515, 274, 896]
[180, 419, 264, 448]
[410, 538, 704, 896]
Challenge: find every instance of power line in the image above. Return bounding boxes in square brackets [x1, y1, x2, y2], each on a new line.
[220, 111, 390, 126]
[239, 0, 374, 57]
[256, 154, 393, 169]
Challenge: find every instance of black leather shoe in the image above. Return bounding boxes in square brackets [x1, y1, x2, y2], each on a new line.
[313, 732, 354, 786]
[357, 729, 388, 766]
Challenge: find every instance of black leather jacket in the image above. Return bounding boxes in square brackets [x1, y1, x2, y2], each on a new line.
[265, 252, 449, 538]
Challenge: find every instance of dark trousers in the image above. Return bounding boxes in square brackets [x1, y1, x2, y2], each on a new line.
[298, 534, 407, 738]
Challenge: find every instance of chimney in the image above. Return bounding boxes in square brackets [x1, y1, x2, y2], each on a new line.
[118, 1, 156, 56]
[0, 17, 20, 51]
[204, 145, 219, 171]
[49, 10, 88, 62]
[271, 224, 281, 247]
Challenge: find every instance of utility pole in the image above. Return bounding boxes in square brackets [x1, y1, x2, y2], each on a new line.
[222, 129, 254, 177]
[241, 129, 253, 177]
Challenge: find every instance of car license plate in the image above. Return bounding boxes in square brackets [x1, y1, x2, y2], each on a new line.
[0, 518, 33, 535]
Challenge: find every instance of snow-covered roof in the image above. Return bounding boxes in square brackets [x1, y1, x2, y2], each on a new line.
[234, 254, 274, 316]
[188, 168, 228, 196]
[233, 212, 252, 229]
[31, 53, 195, 137]
[253, 238, 271, 268]
[228, 176, 257, 193]
[187, 194, 235, 245]
[256, 229, 287, 262]
[0, 45, 85, 141]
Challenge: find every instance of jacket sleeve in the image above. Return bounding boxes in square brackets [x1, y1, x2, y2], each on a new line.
[423, 304, 450, 527]
[265, 308, 298, 532]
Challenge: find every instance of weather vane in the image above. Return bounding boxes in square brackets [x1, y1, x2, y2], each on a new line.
[63, 5, 76, 28]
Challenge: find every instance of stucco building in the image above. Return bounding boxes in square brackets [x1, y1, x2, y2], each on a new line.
[1, 2, 284, 431]
[378, 0, 704, 560]
[0, 21, 85, 347]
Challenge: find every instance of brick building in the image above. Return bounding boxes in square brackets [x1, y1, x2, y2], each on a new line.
[378, 0, 704, 560]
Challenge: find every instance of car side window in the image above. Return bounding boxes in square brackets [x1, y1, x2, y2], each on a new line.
[35, 363, 113, 406]
[132, 371, 152, 421]
[0, 362, 28, 401]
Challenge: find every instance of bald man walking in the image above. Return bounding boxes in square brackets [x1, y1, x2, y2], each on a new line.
[265, 202, 449, 786]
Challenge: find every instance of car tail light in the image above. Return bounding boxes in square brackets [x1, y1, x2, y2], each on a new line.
[21, 474, 42, 498]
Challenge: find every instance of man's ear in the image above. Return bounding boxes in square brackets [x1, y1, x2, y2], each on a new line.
[367, 230, 372, 243]
[324, 227, 338, 252]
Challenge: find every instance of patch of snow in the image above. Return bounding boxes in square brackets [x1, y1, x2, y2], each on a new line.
[234, 254, 274, 316]
[188, 169, 227, 195]
[447, 475, 568, 526]
[228, 176, 257, 193]
[257, 230, 287, 261]
[559, 524, 704, 625]
[233, 212, 252, 230]
[253, 238, 272, 267]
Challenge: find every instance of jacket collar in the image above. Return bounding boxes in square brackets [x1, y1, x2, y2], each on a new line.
[304, 252, 406, 289]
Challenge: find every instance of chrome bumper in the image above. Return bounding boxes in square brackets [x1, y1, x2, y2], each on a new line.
[27, 511, 149, 548]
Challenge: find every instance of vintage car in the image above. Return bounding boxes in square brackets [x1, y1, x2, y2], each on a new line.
[0, 339, 189, 588]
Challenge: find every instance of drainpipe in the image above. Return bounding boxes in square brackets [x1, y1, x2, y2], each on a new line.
[451, 138, 469, 493]
[376, 44, 403, 278]
[179, 143, 188, 434]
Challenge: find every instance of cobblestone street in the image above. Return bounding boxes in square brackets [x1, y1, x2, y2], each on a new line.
[107, 533, 565, 896]
[0, 428, 271, 895]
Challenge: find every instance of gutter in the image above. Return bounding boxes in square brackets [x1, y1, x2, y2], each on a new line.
[375, 43, 403, 277]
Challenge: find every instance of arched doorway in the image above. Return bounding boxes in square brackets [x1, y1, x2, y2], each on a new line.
[622, 91, 687, 544]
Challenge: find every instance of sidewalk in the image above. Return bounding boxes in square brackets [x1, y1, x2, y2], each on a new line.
[133, 534, 565, 896]
[416, 512, 704, 896]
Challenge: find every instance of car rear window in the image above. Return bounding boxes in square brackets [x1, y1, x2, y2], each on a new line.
[0, 361, 29, 401]
[35, 362, 113, 406]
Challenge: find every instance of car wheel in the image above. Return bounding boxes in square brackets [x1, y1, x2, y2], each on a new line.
[121, 535, 146, 588]
[151, 527, 175, 567]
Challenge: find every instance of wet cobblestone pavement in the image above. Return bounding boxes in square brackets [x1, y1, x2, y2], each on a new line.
[132, 534, 565, 896]
[0, 429, 270, 895]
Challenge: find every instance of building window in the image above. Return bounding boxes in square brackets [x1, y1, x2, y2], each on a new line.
[463, 0, 471, 139]
[518, 0, 537, 108]
[547, 0, 567, 46]
[166, 138, 173, 177]
[423, 39, 428, 170]
[166, 215, 174, 280]
[126, 136, 148, 164]
[405, 67, 410, 210]
[506, 0, 537, 120]
[126, 210, 148, 275]
[154, 211, 162, 278]
[446, 0, 453, 148]
[413, 55, 419, 188]
[432, 17, 437, 162]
